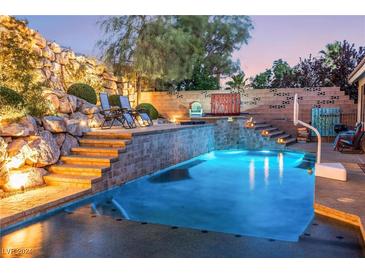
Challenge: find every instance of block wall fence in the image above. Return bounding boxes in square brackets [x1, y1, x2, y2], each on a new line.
[140, 87, 358, 135]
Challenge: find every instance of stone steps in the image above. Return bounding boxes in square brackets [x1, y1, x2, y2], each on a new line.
[268, 130, 285, 138]
[245, 117, 297, 147]
[48, 164, 110, 176]
[44, 129, 133, 190]
[71, 146, 126, 157]
[84, 131, 132, 140]
[79, 138, 131, 148]
[44, 173, 101, 187]
[254, 124, 271, 130]
[280, 137, 297, 145]
[275, 133, 290, 140]
[60, 155, 117, 166]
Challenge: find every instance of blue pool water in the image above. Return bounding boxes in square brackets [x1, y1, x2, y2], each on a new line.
[116, 150, 315, 241]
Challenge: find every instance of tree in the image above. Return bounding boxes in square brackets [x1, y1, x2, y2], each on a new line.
[250, 41, 365, 100]
[270, 59, 294, 88]
[226, 71, 249, 91]
[98, 16, 198, 102]
[251, 69, 272, 89]
[176, 59, 220, 91]
[98, 16, 253, 98]
[319, 41, 365, 99]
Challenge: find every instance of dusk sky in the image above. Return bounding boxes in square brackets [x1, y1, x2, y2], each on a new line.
[19, 15, 365, 78]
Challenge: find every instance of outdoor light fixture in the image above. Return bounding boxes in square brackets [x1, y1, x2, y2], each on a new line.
[245, 117, 255, 128]
[7, 170, 28, 191]
[261, 130, 269, 136]
[277, 138, 285, 144]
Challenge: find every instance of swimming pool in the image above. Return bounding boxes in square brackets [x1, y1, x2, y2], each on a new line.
[115, 150, 315, 241]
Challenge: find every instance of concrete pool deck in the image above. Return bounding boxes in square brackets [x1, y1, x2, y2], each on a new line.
[290, 142, 365, 244]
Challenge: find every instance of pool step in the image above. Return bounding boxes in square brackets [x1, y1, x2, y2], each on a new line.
[84, 131, 132, 140]
[60, 155, 117, 166]
[79, 138, 131, 148]
[71, 146, 126, 157]
[268, 130, 285, 138]
[44, 173, 101, 187]
[48, 164, 110, 176]
[261, 127, 278, 136]
[254, 124, 271, 130]
[275, 133, 291, 140]
[282, 137, 297, 145]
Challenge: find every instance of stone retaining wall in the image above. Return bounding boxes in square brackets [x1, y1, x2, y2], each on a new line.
[94, 125, 215, 192]
[214, 118, 282, 150]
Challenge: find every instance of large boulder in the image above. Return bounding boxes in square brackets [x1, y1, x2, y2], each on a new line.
[88, 113, 104, 128]
[0, 137, 7, 163]
[3, 166, 47, 192]
[25, 130, 60, 167]
[42, 46, 55, 61]
[49, 42, 62, 53]
[60, 134, 78, 156]
[5, 138, 31, 169]
[53, 133, 66, 148]
[0, 116, 38, 137]
[44, 93, 60, 112]
[65, 119, 82, 136]
[42, 116, 66, 133]
[80, 100, 100, 115]
[70, 111, 88, 125]
[59, 95, 77, 114]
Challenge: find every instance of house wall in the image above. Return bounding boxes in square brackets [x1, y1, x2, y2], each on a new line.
[357, 77, 365, 125]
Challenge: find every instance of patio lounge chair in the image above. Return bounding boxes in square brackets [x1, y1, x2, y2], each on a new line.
[119, 96, 153, 127]
[189, 101, 203, 117]
[99, 93, 136, 129]
[337, 122, 364, 153]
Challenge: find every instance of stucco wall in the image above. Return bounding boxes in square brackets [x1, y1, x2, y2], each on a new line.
[140, 87, 357, 135]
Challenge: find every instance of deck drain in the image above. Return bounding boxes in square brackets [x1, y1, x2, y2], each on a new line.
[171, 226, 178, 229]
[201, 230, 208, 233]
[111, 209, 117, 212]
[304, 233, 311, 237]
[115, 218, 123, 221]
[336, 236, 344, 240]
[234, 235, 242, 238]
[66, 211, 73, 215]
[141, 222, 148, 225]
[106, 201, 111, 204]
[312, 223, 319, 226]
[268, 239, 275, 242]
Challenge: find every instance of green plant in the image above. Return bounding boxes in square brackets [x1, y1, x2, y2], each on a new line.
[67, 83, 97, 104]
[0, 86, 25, 107]
[0, 86, 27, 122]
[108, 94, 121, 107]
[136, 103, 158, 119]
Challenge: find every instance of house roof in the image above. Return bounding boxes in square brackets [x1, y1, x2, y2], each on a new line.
[348, 56, 365, 84]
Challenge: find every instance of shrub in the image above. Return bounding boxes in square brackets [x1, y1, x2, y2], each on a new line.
[108, 94, 121, 107]
[136, 103, 158, 119]
[0, 86, 25, 107]
[67, 83, 97, 104]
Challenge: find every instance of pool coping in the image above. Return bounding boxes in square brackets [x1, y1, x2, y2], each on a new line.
[314, 203, 365, 246]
